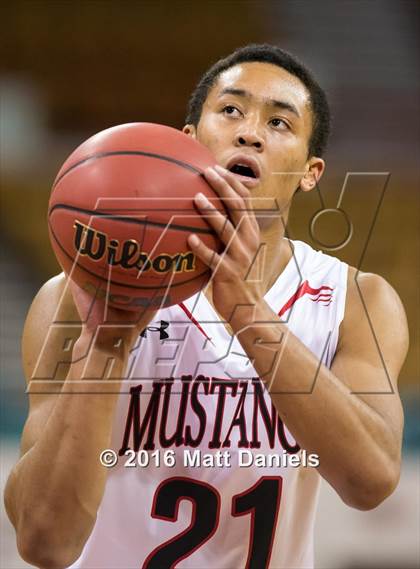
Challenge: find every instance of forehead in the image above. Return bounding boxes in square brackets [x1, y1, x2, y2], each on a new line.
[210, 61, 311, 113]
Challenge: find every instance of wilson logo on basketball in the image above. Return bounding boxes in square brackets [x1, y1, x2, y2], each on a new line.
[73, 220, 196, 274]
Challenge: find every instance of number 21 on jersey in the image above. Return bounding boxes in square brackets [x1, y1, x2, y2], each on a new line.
[143, 476, 283, 569]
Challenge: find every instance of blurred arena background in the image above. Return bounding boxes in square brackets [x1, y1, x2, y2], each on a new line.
[1, 1, 419, 567]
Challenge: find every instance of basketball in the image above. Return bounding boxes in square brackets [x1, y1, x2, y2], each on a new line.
[48, 123, 224, 310]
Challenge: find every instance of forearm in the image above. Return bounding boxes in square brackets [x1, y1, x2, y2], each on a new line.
[7, 337, 129, 566]
[231, 301, 400, 507]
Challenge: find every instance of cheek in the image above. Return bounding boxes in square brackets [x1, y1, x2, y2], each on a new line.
[268, 144, 307, 187]
[263, 173, 297, 199]
[275, 141, 307, 168]
[264, 153, 304, 196]
[197, 126, 223, 155]
[197, 111, 230, 149]
[197, 113, 216, 137]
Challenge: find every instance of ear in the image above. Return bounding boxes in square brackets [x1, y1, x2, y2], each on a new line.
[299, 157, 325, 192]
[182, 124, 197, 139]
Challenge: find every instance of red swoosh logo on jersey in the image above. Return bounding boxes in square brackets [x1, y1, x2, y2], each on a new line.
[278, 280, 334, 317]
[180, 280, 333, 340]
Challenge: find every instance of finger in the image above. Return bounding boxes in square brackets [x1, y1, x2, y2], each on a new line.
[188, 233, 222, 272]
[194, 192, 237, 246]
[214, 166, 259, 233]
[214, 165, 251, 199]
[195, 193, 251, 260]
[204, 167, 247, 218]
[206, 167, 259, 237]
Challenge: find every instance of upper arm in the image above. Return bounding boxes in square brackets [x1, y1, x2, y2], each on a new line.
[20, 273, 81, 455]
[331, 269, 409, 445]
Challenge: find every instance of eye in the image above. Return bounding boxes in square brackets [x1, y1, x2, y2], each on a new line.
[222, 105, 242, 117]
[270, 118, 290, 130]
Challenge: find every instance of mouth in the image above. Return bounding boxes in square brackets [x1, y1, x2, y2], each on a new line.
[225, 156, 261, 188]
[229, 164, 257, 178]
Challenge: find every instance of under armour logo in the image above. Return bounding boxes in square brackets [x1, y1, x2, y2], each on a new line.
[141, 320, 169, 340]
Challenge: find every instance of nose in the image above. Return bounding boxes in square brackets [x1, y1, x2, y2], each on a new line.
[234, 126, 264, 151]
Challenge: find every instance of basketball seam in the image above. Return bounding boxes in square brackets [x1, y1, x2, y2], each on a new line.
[48, 204, 216, 235]
[52, 150, 203, 190]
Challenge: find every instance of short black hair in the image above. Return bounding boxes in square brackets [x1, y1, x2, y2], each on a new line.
[186, 44, 331, 158]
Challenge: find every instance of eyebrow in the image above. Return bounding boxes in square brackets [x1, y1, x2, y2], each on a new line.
[219, 87, 301, 117]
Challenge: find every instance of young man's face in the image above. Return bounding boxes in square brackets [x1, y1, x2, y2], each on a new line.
[184, 61, 325, 223]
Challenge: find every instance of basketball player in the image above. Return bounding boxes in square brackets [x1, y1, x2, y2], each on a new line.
[4, 45, 408, 568]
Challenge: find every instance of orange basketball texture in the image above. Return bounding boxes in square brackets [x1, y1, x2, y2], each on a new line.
[48, 123, 223, 309]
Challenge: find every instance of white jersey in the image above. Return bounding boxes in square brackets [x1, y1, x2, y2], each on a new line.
[70, 240, 348, 569]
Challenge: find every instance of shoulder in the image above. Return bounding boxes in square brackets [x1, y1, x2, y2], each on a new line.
[23, 272, 76, 339]
[337, 267, 409, 372]
[344, 268, 407, 323]
[30, 272, 69, 305]
[22, 273, 80, 381]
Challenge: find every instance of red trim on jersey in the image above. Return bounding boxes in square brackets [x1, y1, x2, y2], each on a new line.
[179, 302, 212, 342]
[278, 280, 333, 317]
